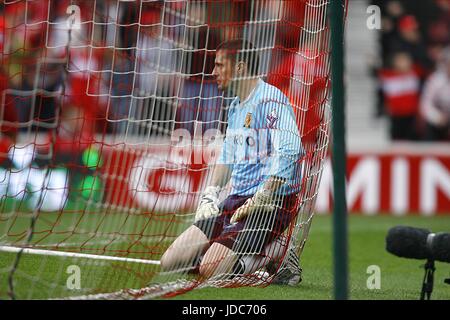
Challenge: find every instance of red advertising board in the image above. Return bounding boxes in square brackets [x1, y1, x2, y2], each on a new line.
[316, 152, 450, 215]
[99, 144, 450, 216]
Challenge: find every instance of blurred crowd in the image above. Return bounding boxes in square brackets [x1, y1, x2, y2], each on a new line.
[0, 0, 237, 157]
[371, 0, 450, 142]
[0, 0, 320, 161]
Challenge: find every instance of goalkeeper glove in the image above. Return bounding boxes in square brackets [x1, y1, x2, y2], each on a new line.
[194, 186, 221, 222]
[230, 189, 276, 224]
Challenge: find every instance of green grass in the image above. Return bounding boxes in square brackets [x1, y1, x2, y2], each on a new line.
[172, 215, 450, 300]
[1, 214, 449, 300]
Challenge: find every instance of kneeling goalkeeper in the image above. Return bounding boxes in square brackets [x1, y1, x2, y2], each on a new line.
[160, 39, 303, 284]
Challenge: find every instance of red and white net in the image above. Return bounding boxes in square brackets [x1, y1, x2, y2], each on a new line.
[0, 0, 337, 299]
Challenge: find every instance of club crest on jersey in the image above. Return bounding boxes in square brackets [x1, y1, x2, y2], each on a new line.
[244, 112, 252, 128]
[266, 110, 278, 129]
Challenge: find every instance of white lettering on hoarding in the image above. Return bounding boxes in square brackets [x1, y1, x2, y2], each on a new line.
[420, 159, 450, 215]
[391, 158, 409, 216]
[346, 157, 380, 214]
[315, 159, 332, 213]
[315, 156, 449, 214]
[316, 158, 382, 214]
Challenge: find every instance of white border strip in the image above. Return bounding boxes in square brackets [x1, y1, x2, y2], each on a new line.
[0, 246, 160, 265]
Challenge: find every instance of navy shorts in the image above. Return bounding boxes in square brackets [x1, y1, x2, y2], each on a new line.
[194, 193, 298, 255]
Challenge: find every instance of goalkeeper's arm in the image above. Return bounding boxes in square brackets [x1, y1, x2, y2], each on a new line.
[230, 176, 285, 224]
[210, 164, 232, 188]
[194, 164, 232, 222]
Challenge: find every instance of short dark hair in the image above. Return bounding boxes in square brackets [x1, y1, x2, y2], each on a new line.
[216, 39, 260, 76]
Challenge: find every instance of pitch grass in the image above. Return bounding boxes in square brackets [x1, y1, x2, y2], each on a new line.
[171, 214, 450, 300]
[0, 214, 449, 300]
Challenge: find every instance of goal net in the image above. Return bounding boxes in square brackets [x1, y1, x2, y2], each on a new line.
[0, 0, 340, 299]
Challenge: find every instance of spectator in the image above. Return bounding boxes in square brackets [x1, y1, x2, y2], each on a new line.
[11, 61, 61, 133]
[65, 74, 105, 119]
[52, 102, 95, 160]
[176, 76, 224, 135]
[371, 0, 406, 118]
[108, 51, 134, 135]
[175, 2, 224, 136]
[379, 52, 424, 140]
[133, 4, 182, 136]
[380, 0, 406, 64]
[388, 15, 433, 72]
[427, 0, 450, 47]
[419, 47, 450, 141]
[0, 71, 18, 163]
[425, 0, 450, 66]
[136, 6, 180, 98]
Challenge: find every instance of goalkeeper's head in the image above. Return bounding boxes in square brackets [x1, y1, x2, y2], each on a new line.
[213, 39, 260, 92]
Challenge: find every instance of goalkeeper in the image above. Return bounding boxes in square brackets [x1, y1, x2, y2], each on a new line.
[160, 39, 303, 285]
